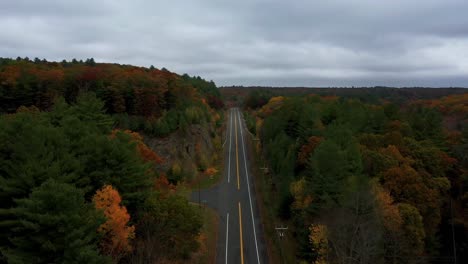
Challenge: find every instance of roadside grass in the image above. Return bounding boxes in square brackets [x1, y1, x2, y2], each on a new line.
[191, 169, 222, 189]
[182, 153, 223, 199]
[188, 205, 219, 264]
[247, 126, 297, 264]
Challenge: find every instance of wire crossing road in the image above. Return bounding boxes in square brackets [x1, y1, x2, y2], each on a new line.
[191, 108, 268, 264]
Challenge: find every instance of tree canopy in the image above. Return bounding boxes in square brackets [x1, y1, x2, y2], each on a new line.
[252, 92, 467, 263]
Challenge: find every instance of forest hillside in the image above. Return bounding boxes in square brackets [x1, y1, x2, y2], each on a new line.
[0, 57, 224, 263]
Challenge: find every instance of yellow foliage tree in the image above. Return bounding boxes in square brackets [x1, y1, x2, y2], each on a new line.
[258, 96, 285, 117]
[290, 178, 313, 210]
[309, 224, 328, 264]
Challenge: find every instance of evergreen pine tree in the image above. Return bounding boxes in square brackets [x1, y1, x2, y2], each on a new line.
[2, 180, 110, 264]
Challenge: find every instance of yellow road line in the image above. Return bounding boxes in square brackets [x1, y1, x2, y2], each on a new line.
[235, 112, 240, 190]
[238, 202, 244, 264]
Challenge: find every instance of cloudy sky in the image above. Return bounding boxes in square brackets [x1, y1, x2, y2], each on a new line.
[1, 0, 468, 87]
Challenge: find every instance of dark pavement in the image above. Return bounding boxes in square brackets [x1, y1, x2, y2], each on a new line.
[191, 108, 268, 264]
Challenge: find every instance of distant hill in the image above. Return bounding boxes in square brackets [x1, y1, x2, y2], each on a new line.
[0, 57, 223, 113]
[0, 57, 224, 137]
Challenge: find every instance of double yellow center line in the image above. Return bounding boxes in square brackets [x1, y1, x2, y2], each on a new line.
[238, 202, 244, 264]
[234, 111, 244, 263]
[230, 110, 246, 264]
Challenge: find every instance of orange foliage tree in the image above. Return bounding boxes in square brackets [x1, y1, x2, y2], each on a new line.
[111, 129, 163, 165]
[373, 183, 402, 233]
[93, 185, 135, 259]
[205, 167, 218, 177]
[154, 173, 176, 195]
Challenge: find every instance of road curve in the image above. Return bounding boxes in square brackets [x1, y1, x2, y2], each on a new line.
[191, 108, 268, 264]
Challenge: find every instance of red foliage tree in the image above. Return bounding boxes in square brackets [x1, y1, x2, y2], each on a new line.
[297, 136, 323, 165]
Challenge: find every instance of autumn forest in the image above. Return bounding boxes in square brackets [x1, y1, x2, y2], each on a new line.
[0, 57, 223, 263]
[0, 57, 467, 264]
[239, 89, 467, 263]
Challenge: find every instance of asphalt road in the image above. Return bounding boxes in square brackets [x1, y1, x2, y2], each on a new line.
[191, 108, 268, 264]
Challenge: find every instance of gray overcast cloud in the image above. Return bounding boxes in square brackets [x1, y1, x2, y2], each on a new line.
[1, 0, 468, 87]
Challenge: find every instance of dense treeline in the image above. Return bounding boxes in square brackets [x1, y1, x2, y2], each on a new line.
[221, 86, 468, 107]
[0, 57, 223, 137]
[251, 93, 467, 263]
[0, 95, 202, 263]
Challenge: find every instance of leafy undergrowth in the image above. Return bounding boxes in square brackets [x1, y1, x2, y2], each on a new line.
[156, 205, 219, 264]
[175, 139, 223, 198]
[190, 206, 219, 264]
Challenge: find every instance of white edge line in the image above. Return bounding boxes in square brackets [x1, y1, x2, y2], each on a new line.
[225, 212, 229, 264]
[227, 109, 233, 183]
[237, 109, 261, 264]
[222, 110, 229, 147]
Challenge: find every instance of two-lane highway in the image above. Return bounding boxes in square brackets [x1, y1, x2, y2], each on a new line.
[192, 108, 267, 264]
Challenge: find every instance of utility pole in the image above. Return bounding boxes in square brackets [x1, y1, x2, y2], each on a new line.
[260, 164, 272, 186]
[275, 226, 288, 264]
[275, 226, 288, 239]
